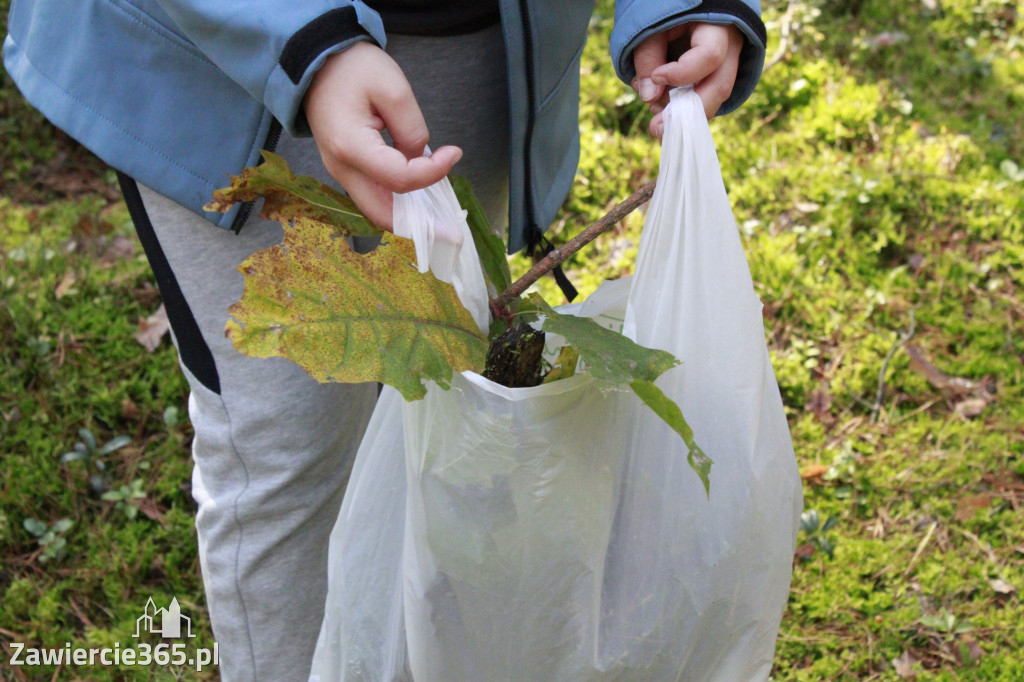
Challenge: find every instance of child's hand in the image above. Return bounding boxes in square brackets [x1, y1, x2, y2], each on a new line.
[631, 23, 744, 136]
[304, 42, 463, 230]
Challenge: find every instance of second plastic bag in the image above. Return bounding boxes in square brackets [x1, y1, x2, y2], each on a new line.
[309, 87, 803, 681]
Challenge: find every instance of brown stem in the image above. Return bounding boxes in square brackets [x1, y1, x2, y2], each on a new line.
[494, 179, 657, 311]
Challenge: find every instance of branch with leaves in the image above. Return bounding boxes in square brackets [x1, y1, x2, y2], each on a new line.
[205, 152, 711, 492]
[492, 180, 657, 312]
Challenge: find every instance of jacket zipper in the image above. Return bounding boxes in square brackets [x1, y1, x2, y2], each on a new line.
[231, 117, 283, 233]
[517, 0, 541, 248]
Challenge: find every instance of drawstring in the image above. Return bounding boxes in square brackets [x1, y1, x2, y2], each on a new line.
[524, 224, 579, 303]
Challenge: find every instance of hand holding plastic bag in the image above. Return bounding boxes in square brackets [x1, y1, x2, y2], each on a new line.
[310, 87, 802, 682]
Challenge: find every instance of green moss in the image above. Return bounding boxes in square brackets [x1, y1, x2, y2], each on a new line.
[3, 0, 1023, 679]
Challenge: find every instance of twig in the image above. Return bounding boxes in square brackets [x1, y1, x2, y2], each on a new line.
[950, 525, 1000, 564]
[903, 520, 937, 576]
[870, 309, 917, 423]
[764, 1, 797, 72]
[494, 180, 657, 311]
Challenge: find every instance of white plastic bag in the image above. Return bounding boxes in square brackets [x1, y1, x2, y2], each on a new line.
[310, 87, 802, 682]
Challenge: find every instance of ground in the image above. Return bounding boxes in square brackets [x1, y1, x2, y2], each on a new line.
[2, 0, 1023, 680]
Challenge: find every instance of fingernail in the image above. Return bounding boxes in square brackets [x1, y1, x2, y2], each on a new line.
[638, 78, 657, 102]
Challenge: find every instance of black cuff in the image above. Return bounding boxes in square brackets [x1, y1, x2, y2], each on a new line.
[280, 7, 372, 84]
[676, 0, 767, 48]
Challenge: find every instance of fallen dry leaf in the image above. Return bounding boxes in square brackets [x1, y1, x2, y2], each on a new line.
[134, 303, 170, 353]
[805, 387, 833, 424]
[989, 577, 1016, 595]
[794, 543, 816, 561]
[962, 636, 984, 663]
[55, 271, 78, 299]
[800, 464, 829, 481]
[132, 498, 168, 528]
[102, 234, 136, 262]
[954, 494, 993, 522]
[121, 398, 140, 420]
[954, 397, 989, 419]
[905, 344, 996, 417]
[905, 344, 980, 397]
[892, 649, 919, 679]
[942, 634, 984, 665]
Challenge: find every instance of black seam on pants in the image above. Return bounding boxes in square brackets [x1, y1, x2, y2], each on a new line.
[118, 172, 222, 395]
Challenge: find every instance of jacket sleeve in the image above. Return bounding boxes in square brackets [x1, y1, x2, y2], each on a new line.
[152, 0, 387, 136]
[610, 0, 767, 114]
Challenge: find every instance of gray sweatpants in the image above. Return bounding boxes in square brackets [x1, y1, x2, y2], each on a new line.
[130, 26, 509, 681]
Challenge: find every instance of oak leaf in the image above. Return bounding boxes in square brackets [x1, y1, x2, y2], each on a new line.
[205, 151, 380, 237]
[226, 220, 489, 400]
[529, 294, 711, 494]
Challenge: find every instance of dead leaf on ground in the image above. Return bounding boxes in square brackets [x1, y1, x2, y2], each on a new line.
[134, 304, 170, 353]
[954, 494, 993, 522]
[132, 498, 168, 528]
[962, 635, 985, 663]
[101, 234, 136, 262]
[800, 464, 829, 482]
[71, 212, 114, 238]
[55, 271, 78, 299]
[805, 387, 834, 424]
[954, 397, 989, 419]
[906, 344, 979, 396]
[794, 543, 816, 561]
[941, 634, 984, 665]
[905, 344, 996, 416]
[893, 649, 919, 679]
[988, 577, 1016, 595]
[121, 398, 140, 419]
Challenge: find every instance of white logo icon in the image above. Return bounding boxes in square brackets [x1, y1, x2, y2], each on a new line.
[134, 597, 195, 639]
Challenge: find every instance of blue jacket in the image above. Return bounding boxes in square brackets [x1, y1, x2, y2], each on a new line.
[3, 0, 765, 252]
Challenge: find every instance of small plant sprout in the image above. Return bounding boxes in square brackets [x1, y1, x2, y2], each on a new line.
[919, 607, 980, 666]
[22, 517, 73, 563]
[799, 509, 839, 560]
[60, 427, 132, 494]
[101, 478, 148, 520]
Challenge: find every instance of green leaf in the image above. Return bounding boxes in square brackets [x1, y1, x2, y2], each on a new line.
[529, 294, 678, 384]
[98, 435, 132, 456]
[543, 345, 579, 383]
[101, 489, 124, 502]
[226, 219, 489, 400]
[800, 510, 820, 533]
[163, 406, 180, 427]
[23, 517, 47, 537]
[204, 151, 381, 237]
[78, 428, 96, 452]
[529, 294, 711, 492]
[451, 174, 511, 295]
[629, 379, 712, 496]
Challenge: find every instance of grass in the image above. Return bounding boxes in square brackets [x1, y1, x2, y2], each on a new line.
[3, 0, 1023, 680]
